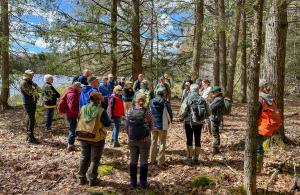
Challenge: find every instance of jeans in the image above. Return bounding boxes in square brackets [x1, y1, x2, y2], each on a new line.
[150, 130, 167, 164]
[184, 123, 203, 147]
[67, 117, 77, 145]
[257, 134, 267, 155]
[129, 138, 150, 165]
[24, 104, 36, 134]
[112, 116, 121, 142]
[45, 108, 54, 129]
[211, 121, 221, 147]
[78, 140, 105, 181]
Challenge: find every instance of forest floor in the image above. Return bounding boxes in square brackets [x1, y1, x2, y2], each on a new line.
[0, 97, 300, 195]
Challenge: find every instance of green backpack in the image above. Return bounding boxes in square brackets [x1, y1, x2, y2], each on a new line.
[223, 97, 232, 115]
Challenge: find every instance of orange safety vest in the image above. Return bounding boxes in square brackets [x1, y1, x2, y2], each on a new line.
[258, 98, 282, 136]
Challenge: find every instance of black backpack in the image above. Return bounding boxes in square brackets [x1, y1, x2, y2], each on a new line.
[72, 74, 81, 84]
[188, 96, 207, 123]
[127, 108, 148, 140]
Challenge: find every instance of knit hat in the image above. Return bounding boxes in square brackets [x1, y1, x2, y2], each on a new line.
[259, 79, 270, 88]
[87, 76, 97, 84]
[210, 86, 222, 93]
[156, 87, 166, 95]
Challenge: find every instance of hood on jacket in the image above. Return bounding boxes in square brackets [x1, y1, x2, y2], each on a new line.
[83, 103, 99, 122]
[67, 86, 79, 95]
[82, 85, 96, 93]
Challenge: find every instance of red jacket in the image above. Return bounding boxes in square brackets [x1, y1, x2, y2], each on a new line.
[66, 86, 80, 119]
[109, 94, 124, 117]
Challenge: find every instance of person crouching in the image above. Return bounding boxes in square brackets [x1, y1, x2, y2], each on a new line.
[77, 92, 111, 186]
[126, 94, 154, 188]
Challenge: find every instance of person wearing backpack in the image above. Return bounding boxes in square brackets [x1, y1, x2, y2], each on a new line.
[181, 82, 190, 103]
[126, 93, 154, 188]
[155, 76, 171, 101]
[256, 80, 282, 173]
[77, 92, 111, 186]
[42, 74, 61, 132]
[20, 70, 42, 143]
[108, 85, 125, 147]
[149, 87, 173, 166]
[133, 74, 144, 92]
[179, 84, 209, 164]
[80, 76, 101, 109]
[62, 82, 82, 151]
[123, 81, 135, 116]
[209, 86, 225, 154]
[77, 69, 91, 86]
[201, 79, 212, 136]
[133, 80, 155, 109]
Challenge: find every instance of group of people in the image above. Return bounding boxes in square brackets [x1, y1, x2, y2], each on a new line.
[19, 69, 281, 188]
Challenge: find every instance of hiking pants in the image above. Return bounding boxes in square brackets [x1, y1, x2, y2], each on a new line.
[184, 123, 203, 147]
[211, 121, 221, 147]
[78, 140, 105, 181]
[112, 116, 121, 142]
[150, 130, 167, 165]
[129, 138, 150, 166]
[67, 117, 77, 145]
[257, 134, 267, 155]
[24, 104, 36, 135]
[45, 108, 54, 129]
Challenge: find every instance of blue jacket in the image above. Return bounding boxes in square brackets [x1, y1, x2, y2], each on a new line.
[150, 96, 173, 129]
[79, 85, 98, 108]
[99, 82, 109, 99]
[107, 81, 115, 96]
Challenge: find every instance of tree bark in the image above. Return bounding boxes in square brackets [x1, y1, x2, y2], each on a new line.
[226, 0, 242, 99]
[131, 0, 143, 81]
[218, 0, 227, 92]
[1, 0, 10, 109]
[240, 0, 247, 103]
[111, 0, 118, 76]
[149, 0, 155, 77]
[213, 34, 220, 86]
[244, 0, 264, 194]
[263, 0, 288, 142]
[191, 0, 204, 79]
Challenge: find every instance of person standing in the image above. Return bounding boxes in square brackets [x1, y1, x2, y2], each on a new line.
[149, 87, 173, 166]
[181, 82, 190, 103]
[42, 74, 61, 132]
[179, 84, 209, 164]
[78, 69, 91, 86]
[155, 76, 171, 101]
[99, 76, 109, 109]
[108, 85, 125, 147]
[20, 70, 41, 143]
[133, 80, 155, 109]
[118, 77, 126, 88]
[77, 92, 111, 186]
[65, 82, 82, 151]
[123, 81, 135, 116]
[80, 76, 101, 108]
[209, 86, 225, 154]
[201, 79, 212, 135]
[107, 74, 116, 96]
[181, 75, 193, 91]
[126, 93, 154, 188]
[133, 74, 144, 92]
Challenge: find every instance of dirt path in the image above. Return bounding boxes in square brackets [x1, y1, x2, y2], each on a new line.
[0, 99, 299, 194]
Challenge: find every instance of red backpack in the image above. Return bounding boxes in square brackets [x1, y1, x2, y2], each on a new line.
[258, 98, 282, 136]
[57, 93, 68, 114]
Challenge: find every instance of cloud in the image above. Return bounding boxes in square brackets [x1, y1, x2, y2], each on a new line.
[35, 37, 50, 48]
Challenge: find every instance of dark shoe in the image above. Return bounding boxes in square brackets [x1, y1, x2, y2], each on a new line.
[140, 164, 148, 188]
[26, 134, 39, 144]
[79, 177, 88, 185]
[192, 156, 199, 164]
[130, 163, 138, 188]
[113, 141, 121, 147]
[89, 178, 101, 186]
[67, 144, 76, 152]
[183, 157, 193, 165]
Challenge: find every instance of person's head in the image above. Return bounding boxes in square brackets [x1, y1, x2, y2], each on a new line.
[135, 93, 146, 107]
[196, 78, 202, 87]
[126, 80, 133, 88]
[259, 79, 271, 94]
[102, 76, 108, 84]
[190, 84, 200, 93]
[108, 74, 114, 82]
[141, 80, 148, 89]
[138, 74, 144, 81]
[186, 75, 191, 81]
[202, 79, 210, 88]
[24, 70, 34, 80]
[44, 74, 54, 84]
[185, 82, 191, 90]
[159, 76, 165, 84]
[89, 91, 102, 105]
[164, 73, 169, 79]
[156, 87, 166, 97]
[113, 85, 123, 95]
[210, 86, 222, 97]
[83, 69, 91, 77]
[88, 76, 99, 89]
[73, 82, 82, 93]
[121, 77, 126, 82]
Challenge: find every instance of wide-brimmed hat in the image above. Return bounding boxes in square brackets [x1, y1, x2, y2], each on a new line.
[24, 70, 34, 75]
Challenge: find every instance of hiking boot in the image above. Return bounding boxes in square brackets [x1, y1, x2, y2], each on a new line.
[26, 134, 39, 144]
[89, 178, 101, 186]
[193, 147, 202, 164]
[79, 177, 88, 185]
[113, 141, 121, 147]
[256, 154, 264, 174]
[183, 157, 193, 165]
[67, 144, 76, 152]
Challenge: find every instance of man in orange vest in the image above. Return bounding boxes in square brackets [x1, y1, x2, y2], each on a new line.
[257, 79, 282, 173]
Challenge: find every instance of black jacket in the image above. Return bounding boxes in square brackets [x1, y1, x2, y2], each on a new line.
[210, 95, 224, 123]
[123, 86, 135, 102]
[42, 82, 61, 106]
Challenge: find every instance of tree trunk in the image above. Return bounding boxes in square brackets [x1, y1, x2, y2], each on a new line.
[244, 0, 264, 194]
[213, 34, 220, 86]
[191, 0, 204, 79]
[149, 0, 155, 77]
[131, 0, 143, 81]
[226, 0, 242, 99]
[263, 0, 288, 142]
[1, 0, 10, 109]
[218, 0, 227, 92]
[240, 0, 247, 103]
[111, 0, 118, 76]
